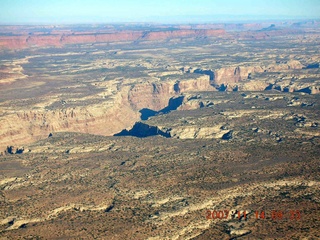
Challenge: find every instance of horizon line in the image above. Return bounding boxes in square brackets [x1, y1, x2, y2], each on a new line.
[0, 14, 319, 26]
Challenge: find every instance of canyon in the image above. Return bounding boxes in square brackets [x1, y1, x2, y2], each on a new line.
[0, 31, 319, 152]
[0, 22, 319, 239]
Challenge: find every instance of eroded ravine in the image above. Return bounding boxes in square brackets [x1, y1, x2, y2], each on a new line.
[1, 30, 319, 152]
[0, 76, 215, 152]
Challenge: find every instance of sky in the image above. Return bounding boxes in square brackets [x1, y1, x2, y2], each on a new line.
[0, 0, 319, 24]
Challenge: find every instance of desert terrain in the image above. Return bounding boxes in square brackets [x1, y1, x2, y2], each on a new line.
[0, 21, 319, 239]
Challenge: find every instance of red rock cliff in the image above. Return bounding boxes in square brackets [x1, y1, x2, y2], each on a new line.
[0, 29, 225, 49]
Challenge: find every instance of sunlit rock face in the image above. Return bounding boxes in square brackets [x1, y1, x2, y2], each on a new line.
[0, 22, 319, 239]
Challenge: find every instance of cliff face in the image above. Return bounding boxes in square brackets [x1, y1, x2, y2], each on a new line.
[0, 29, 226, 49]
[193, 61, 305, 87]
[0, 36, 27, 49]
[128, 82, 176, 111]
[214, 66, 242, 84]
[144, 29, 225, 41]
[0, 76, 215, 150]
[27, 35, 63, 47]
[179, 75, 214, 92]
[213, 65, 265, 85]
[231, 28, 305, 40]
[0, 97, 140, 149]
[60, 31, 144, 44]
[127, 75, 214, 111]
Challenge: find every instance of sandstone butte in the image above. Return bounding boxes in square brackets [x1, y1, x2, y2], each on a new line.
[0, 29, 226, 49]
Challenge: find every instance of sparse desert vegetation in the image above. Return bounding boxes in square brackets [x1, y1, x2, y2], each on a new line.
[0, 21, 319, 239]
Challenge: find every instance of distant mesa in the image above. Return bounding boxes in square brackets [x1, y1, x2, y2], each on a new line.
[260, 24, 277, 31]
[0, 28, 226, 49]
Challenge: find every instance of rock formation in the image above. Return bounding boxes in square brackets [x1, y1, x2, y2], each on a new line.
[0, 23, 319, 151]
[0, 29, 225, 49]
[0, 22, 319, 239]
[192, 61, 307, 90]
[0, 75, 217, 151]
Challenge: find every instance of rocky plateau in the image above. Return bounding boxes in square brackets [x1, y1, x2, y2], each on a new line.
[0, 22, 319, 239]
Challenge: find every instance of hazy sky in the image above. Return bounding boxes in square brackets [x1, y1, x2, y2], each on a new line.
[1, 0, 319, 24]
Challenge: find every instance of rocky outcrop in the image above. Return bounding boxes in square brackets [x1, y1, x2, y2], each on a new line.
[128, 82, 177, 111]
[266, 60, 305, 71]
[178, 75, 214, 92]
[169, 126, 230, 139]
[178, 94, 214, 110]
[192, 61, 305, 89]
[193, 66, 263, 88]
[128, 76, 215, 111]
[266, 83, 320, 94]
[115, 121, 231, 140]
[213, 66, 243, 85]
